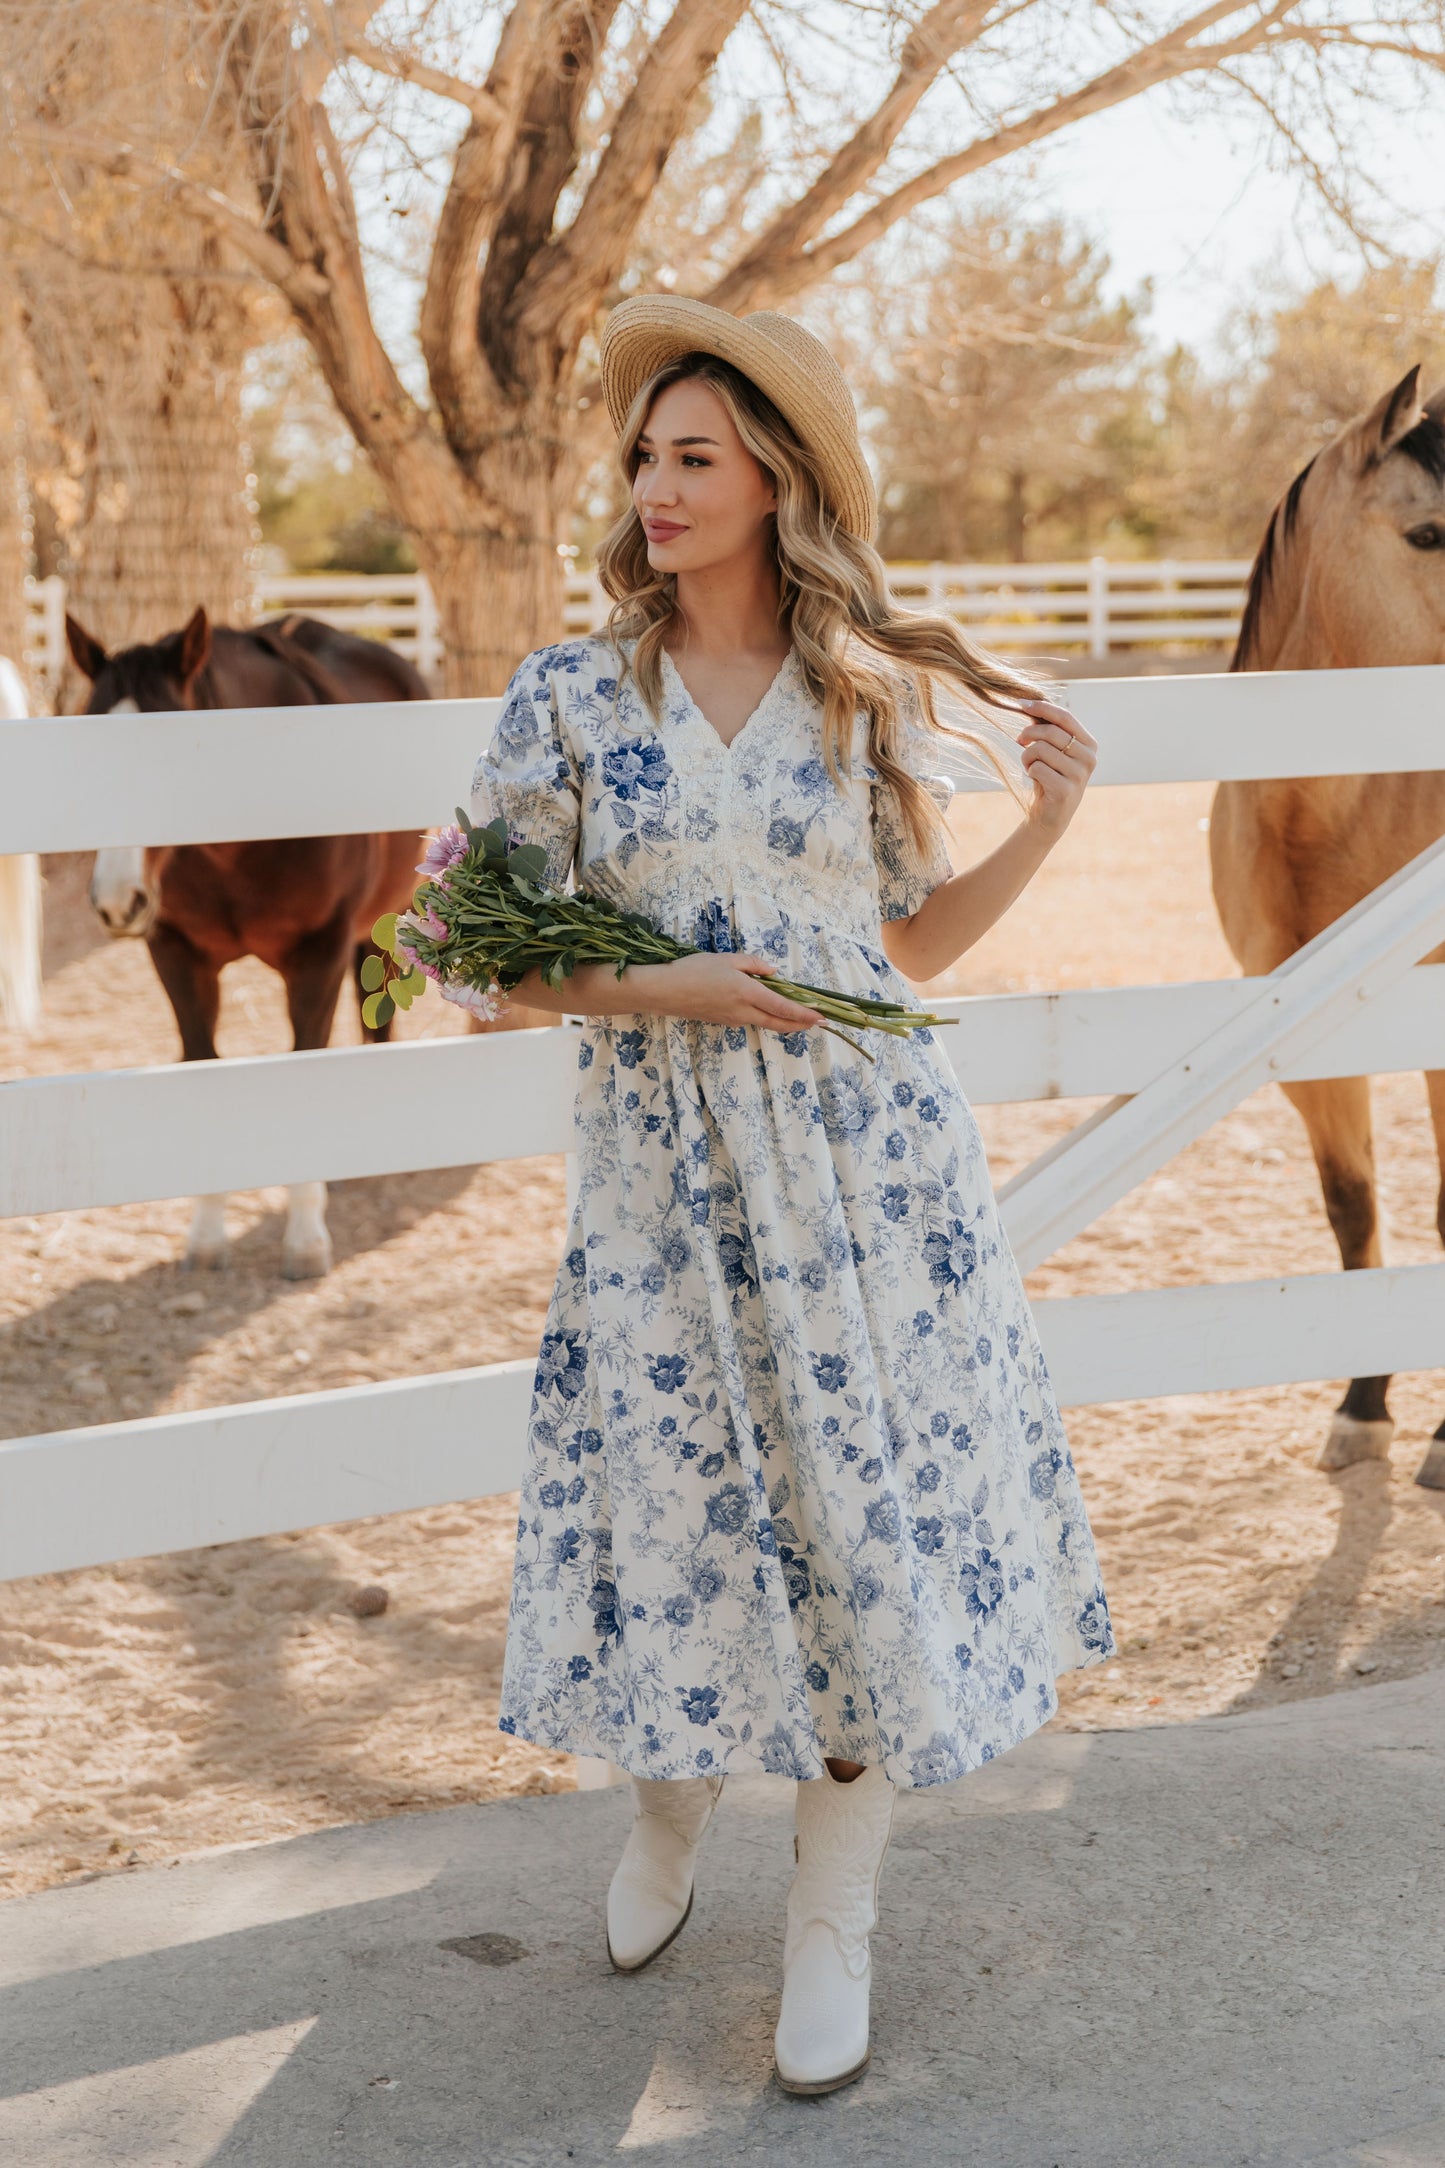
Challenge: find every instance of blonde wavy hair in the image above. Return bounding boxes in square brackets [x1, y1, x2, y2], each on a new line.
[597, 350, 1046, 859]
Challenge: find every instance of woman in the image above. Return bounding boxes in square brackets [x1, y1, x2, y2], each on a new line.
[474, 295, 1115, 2096]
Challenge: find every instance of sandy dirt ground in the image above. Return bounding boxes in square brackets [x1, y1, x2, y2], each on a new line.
[3, 774, 1444, 1902]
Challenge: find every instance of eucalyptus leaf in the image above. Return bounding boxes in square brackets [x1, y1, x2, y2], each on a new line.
[507, 842, 548, 882]
[361, 989, 384, 1029]
[359, 953, 386, 992]
[372, 912, 399, 955]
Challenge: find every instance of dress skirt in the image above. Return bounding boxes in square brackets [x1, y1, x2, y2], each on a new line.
[476, 635, 1116, 1788]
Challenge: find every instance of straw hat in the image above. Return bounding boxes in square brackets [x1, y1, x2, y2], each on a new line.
[599, 294, 878, 542]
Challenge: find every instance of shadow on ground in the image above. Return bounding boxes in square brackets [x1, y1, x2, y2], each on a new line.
[3, 1674, 1444, 2167]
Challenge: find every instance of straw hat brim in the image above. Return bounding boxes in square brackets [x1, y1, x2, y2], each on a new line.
[599, 295, 877, 542]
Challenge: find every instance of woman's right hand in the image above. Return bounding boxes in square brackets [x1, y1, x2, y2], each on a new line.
[643, 952, 822, 1032]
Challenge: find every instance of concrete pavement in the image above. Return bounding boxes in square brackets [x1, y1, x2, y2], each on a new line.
[2, 1673, 1444, 2167]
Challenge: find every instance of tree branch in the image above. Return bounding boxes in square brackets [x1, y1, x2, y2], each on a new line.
[0, 201, 269, 285]
[341, 34, 507, 124]
[515, 0, 751, 351]
[476, 0, 632, 378]
[216, 1, 503, 534]
[713, 0, 994, 305]
[13, 122, 321, 297]
[419, 0, 552, 450]
[710, 0, 1310, 313]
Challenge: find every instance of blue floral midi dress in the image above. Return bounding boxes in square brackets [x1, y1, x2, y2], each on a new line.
[476, 633, 1114, 1790]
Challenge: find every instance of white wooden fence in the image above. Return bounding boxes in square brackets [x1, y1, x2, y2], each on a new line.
[3, 663, 1444, 1585]
[21, 558, 1251, 693]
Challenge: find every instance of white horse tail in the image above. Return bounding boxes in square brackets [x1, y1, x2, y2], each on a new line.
[0, 851, 42, 1033]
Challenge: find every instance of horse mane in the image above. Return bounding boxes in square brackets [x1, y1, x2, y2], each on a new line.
[1231, 409, 1445, 671]
[246, 619, 353, 704]
[1230, 455, 1317, 673]
[1396, 411, 1445, 485]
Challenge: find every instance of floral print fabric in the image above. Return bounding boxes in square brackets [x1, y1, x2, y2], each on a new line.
[477, 634, 1114, 1788]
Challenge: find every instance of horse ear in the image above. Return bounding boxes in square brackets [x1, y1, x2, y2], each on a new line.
[177, 606, 211, 683]
[1358, 364, 1423, 465]
[65, 613, 107, 680]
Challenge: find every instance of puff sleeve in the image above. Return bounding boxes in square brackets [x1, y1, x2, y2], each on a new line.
[469, 649, 582, 893]
[871, 698, 957, 922]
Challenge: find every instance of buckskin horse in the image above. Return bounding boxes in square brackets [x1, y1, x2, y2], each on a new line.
[1209, 366, 1445, 1486]
[70, 605, 429, 1278]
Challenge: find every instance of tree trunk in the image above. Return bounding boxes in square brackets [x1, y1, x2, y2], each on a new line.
[402, 395, 582, 698]
[21, 248, 259, 708]
[409, 423, 582, 1030]
[422, 524, 571, 702]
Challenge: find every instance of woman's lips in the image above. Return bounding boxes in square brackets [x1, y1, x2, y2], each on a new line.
[643, 520, 687, 539]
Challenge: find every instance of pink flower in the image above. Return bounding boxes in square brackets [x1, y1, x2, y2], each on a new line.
[417, 824, 469, 878]
[440, 976, 508, 1022]
[398, 905, 447, 945]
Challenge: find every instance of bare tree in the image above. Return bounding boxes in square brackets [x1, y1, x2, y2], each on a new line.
[828, 208, 1146, 560]
[2, 26, 264, 707]
[11, 0, 1445, 690]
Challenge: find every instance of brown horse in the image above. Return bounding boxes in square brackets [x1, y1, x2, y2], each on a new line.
[1209, 365, 1445, 1486]
[69, 605, 429, 1278]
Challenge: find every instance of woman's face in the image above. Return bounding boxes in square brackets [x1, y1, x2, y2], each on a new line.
[631, 377, 778, 576]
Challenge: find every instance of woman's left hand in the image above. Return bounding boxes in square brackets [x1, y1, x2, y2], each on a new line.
[1016, 695, 1097, 838]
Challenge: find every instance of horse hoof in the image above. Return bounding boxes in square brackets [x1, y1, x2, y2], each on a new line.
[1413, 1440, 1445, 1491]
[1316, 1414, 1394, 1471]
[182, 1243, 229, 1273]
[281, 1240, 333, 1281]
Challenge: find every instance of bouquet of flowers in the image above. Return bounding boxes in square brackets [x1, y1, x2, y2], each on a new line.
[362, 810, 955, 1063]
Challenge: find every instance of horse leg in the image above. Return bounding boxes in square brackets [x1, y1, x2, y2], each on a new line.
[277, 920, 353, 1279]
[147, 922, 230, 1270]
[1279, 1073, 1395, 1469]
[1414, 1068, 1445, 1489]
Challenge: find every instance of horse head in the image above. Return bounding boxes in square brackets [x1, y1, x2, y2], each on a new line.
[1234, 365, 1445, 671]
[68, 607, 213, 936]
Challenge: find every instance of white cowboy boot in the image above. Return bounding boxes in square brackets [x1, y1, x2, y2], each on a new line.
[773, 1762, 896, 2094]
[606, 1773, 725, 1972]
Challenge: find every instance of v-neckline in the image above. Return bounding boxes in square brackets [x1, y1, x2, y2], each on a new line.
[660, 643, 797, 756]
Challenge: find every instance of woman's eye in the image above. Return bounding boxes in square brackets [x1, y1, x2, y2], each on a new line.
[1405, 523, 1445, 551]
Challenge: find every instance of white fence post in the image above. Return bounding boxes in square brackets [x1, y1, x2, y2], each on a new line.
[416, 578, 443, 687]
[1086, 556, 1109, 660]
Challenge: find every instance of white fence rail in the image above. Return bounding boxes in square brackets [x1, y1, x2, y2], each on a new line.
[21, 558, 1251, 693]
[3, 664, 1444, 1582]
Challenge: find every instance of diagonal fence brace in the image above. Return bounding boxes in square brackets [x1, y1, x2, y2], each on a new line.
[997, 828, 1445, 1275]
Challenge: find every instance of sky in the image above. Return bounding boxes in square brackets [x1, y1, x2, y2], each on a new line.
[1029, 76, 1441, 355]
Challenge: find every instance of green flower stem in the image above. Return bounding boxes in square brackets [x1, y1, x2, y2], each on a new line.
[398, 832, 957, 1068]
